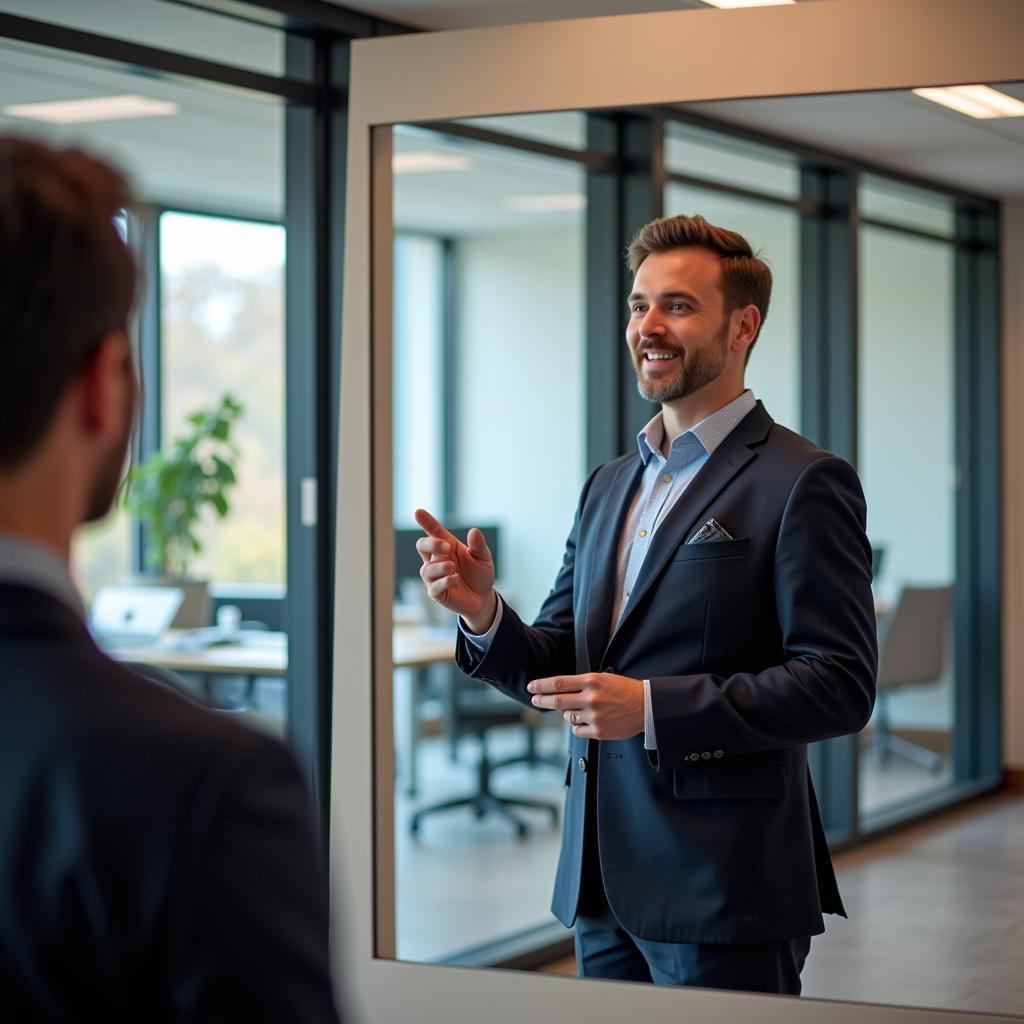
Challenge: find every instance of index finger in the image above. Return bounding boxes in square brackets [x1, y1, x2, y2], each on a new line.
[527, 675, 586, 695]
[414, 507, 456, 544]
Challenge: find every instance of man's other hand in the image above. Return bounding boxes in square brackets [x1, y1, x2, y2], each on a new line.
[527, 673, 645, 740]
[413, 508, 497, 634]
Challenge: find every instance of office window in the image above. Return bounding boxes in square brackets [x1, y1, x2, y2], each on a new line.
[857, 208, 957, 822]
[160, 211, 286, 586]
[73, 505, 133, 605]
[665, 120, 800, 200]
[0, 0, 285, 77]
[664, 183, 801, 431]
[860, 175, 956, 238]
[457, 112, 587, 150]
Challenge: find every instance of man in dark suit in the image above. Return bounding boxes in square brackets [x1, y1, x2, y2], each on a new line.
[414, 214, 877, 994]
[0, 137, 340, 1020]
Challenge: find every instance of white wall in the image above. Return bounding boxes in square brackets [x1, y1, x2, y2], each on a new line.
[451, 227, 585, 620]
[1002, 201, 1024, 770]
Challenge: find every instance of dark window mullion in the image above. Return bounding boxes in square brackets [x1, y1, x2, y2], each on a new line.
[800, 164, 859, 843]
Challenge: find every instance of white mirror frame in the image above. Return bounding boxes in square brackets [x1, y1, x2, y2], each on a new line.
[333, 1, 1023, 1020]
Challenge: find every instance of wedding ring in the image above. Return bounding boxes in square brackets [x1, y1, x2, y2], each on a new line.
[570, 712, 580, 726]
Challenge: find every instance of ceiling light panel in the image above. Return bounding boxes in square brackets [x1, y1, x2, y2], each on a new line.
[392, 151, 473, 174]
[2, 94, 181, 124]
[702, 1, 796, 9]
[503, 194, 586, 213]
[912, 85, 1024, 119]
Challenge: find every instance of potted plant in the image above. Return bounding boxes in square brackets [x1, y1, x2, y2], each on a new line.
[124, 392, 244, 627]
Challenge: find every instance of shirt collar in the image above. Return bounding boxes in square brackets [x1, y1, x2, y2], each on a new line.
[636, 389, 757, 466]
[0, 531, 87, 621]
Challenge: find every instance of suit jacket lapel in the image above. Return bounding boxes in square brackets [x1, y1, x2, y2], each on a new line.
[584, 456, 644, 670]
[603, 402, 773, 658]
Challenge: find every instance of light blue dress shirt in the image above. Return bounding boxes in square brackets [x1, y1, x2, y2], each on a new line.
[463, 389, 757, 750]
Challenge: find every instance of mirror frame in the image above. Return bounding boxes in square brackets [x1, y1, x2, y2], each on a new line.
[333, 1, 1023, 1020]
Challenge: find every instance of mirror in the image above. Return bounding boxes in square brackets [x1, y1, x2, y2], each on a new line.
[335, 4, 1023, 1022]
[385, 89, 1016, 1012]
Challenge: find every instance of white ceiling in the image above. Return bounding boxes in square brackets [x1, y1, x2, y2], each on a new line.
[683, 86, 1024, 200]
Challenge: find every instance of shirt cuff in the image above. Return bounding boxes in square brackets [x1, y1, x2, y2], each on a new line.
[459, 593, 503, 652]
[643, 678, 657, 750]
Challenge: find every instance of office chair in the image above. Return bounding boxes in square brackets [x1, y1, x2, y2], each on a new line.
[862, 583, 954, 773]
[410, 667, 560, 840]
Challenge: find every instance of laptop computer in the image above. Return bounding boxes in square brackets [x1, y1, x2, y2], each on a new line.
[89, 584, 185, 652]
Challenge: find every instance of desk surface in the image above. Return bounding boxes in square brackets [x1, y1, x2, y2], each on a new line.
[110, 623, 455, 677]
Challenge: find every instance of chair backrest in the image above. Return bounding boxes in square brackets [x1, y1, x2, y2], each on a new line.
[446, 664, 526, 736]
[877, 584, 954, 688]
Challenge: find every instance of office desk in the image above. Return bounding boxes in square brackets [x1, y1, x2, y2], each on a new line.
[392, 624, 456, 796]
[112, 626, 455, 783]
[113, 630, 288, 678]
[111, 624, 454, 676]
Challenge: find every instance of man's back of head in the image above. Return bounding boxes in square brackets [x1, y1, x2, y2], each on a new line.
[0, 138, 139, 543]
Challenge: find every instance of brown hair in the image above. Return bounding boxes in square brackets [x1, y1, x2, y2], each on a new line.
[627, 214, 772, 359]
[0, 137, 137, 467]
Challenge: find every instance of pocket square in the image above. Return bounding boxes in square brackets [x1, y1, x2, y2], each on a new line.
[687, 518, 734, 544]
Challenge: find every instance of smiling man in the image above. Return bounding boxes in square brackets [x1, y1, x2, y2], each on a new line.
[414, 214, 877, 994]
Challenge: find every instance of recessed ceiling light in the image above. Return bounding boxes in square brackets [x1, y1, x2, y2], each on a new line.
[503, 194, 586, 213]
[702, 0, 796, 8]
[392, 151, 472, 174]
[912, 85, 1024, 119]
[2, 95, 181, 124]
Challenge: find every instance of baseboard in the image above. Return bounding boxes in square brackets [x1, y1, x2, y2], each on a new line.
[1004, 768, 1024, 791]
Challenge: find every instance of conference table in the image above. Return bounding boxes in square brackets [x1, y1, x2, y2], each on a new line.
[111, 622, 456, 791]
[112, 622, 454, 678]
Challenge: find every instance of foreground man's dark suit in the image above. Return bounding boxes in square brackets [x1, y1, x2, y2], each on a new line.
[0, 583, 339, 1022]
[457, 402, 877, 951]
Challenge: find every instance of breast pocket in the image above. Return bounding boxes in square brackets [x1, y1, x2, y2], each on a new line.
[671, 538, 749, 562]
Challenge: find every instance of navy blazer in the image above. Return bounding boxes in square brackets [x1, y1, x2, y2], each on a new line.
[0, 584, 340, 1022]
[456, 402, 877, 944]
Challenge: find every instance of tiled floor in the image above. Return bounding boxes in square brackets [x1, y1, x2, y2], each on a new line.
[801, 792, 1024, 1015]
[395, 724, 568, 963]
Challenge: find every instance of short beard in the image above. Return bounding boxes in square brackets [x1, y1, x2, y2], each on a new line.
[635, 318, 730, 404]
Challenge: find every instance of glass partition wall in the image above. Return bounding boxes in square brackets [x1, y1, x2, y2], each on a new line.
[857, 181, 958, 823]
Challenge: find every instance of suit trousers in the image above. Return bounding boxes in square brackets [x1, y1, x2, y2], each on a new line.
[574, 758, 811, 993]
